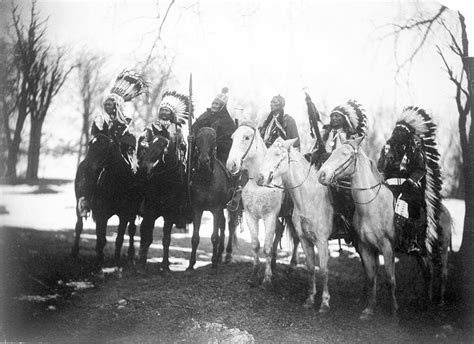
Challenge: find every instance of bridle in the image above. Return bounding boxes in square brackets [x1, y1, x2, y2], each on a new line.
[237, 124, 256, 168]
[329, 142, 383, 204]
[262, 148, 313, 190]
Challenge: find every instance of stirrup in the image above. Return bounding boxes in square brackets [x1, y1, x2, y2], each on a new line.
[226, 199, 240, 212]
[407, 241, 421, 254]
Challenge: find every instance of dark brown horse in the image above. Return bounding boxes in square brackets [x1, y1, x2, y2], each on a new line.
[73, 133, 140, 264]
[137, 126, 189, 271]
[187, 127, 238, 271]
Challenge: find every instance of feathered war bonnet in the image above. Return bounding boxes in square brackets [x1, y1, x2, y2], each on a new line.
[392, 106, 443, 255]
[104, 70, 151, 124]
[330, 99, 368, 137]
[159, 91, 192, 126]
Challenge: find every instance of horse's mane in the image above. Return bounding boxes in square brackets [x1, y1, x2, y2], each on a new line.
[361, 150, 384, 184]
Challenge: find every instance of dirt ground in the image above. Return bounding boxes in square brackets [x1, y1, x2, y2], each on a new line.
[0, 222, 472, 343]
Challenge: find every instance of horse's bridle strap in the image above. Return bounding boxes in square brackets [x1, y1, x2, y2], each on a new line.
[238, 124, 256, 165]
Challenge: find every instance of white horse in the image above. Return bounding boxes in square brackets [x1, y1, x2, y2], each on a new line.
[226, 124, 298, 287]
[318, 136, 452, 319]
[256, 138, 334, 312]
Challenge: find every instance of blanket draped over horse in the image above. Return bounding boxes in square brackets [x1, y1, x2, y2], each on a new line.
[73, 133, 140, 263]
[256, 137, 334, 312]
[319, 134, 452, 319]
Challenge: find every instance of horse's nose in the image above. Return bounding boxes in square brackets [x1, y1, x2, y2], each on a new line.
[319, 171, 328, 185]
[227, 161, 239, 175]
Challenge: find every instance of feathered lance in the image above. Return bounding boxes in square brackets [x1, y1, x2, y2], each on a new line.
[187, 73, 194, 203]
[305, 92, 325, 152]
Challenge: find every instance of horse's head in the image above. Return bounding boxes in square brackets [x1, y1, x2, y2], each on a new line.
[195, 127, 217, 172]
[256, 137, 295, 187]
[87, 134, 113, 170]
[226, 124, 259, 175]
[318, 135, 364, 186]
[138, 135, 170, 177]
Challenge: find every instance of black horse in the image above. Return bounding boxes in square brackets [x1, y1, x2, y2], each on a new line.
[187, 127, 238, 271]
[137, 127, 190, 270]
[73, 133, 140, 264]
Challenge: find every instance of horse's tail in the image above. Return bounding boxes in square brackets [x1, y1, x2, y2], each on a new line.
[439, 203, 454, 252]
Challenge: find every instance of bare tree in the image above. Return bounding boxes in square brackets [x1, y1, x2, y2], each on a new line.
[0, 38, 18, 178]
[75, 51, 108, 166]
[25, 46, 72, 180]
[4, 2, 41, 181]
[388, 2, 473, 316]
[131, 55, 174, 131]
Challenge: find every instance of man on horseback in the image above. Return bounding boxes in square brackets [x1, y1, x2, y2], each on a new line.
[307, 99, 368, 244]
[77, 70, 149, 217]
[227, 95, 300, 212]
[190, 87, 237, 165]
[139, 91, 188, 161]
[138, 91, 191, 229]
[378, 107, 442, 254]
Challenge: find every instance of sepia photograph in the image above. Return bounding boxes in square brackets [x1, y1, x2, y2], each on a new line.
[0, 0, 473, 342]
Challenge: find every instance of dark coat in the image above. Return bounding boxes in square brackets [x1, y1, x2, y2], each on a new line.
[191, 107, 237, 164]
[259, 110, 300, 148]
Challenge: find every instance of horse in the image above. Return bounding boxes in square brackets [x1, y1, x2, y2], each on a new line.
[255, 137, 334, 312]
[73, 133, 140, 264]
[226, 124, 299, 288]
[187, 127, 238, 271]
[318, 136, 452, 319]
[137, 126, 189, 271]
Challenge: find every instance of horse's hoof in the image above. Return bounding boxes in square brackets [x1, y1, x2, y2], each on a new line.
[318, 304, 330, 314]
[303, 299, 314, 309]
[247, 275, 260, 288]
[224, 255, 232, 264]
[261, 279, 272, 291]
[359, 310, 373, 321]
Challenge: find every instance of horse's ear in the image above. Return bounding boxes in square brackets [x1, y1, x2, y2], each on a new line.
[284, 138, 298, 150]
[353, 135, 365, 147]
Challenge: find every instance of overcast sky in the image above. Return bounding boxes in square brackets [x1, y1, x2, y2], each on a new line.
[19, 0, 467, 123]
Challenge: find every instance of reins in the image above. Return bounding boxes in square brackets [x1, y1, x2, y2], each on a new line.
[329, 143, 383, 204]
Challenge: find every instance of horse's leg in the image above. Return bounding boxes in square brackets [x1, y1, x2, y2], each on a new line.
[262, 215, 277, 288]
[359, 244, 378, 320]
[271, 218, 284, 270]
[138, 215, 156, 267]
[316, 238, 330, 313]
[72, 211, 83, 257]
[416, 255, 433, 304]
[300, 237, 317, 309]
[127, 217, 137, 262]
[187, 209, 203, 271]
[210, 210, 220, 269]
[286, 216, 300, 269]
[439, 208, 452, 306]
[225, 209, 238, 264]
[95, 216, 108, 265]
[216, 209, 226, 266]
[161, 218, 173, 271]
[246, 214, 261, 287]
[381, 240, 398, 316]
[114, 216, 128, 262]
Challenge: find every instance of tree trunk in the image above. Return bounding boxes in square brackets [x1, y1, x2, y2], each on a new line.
[25, 116, 44, 181]
[6, 106, 27, 181]
[457, 56, 474, 323]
